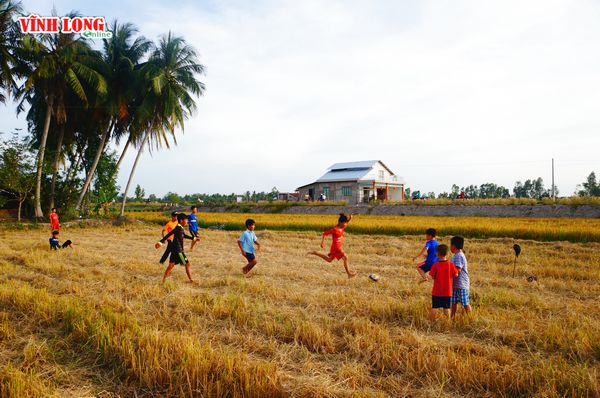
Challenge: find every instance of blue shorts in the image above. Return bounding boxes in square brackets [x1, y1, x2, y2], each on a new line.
[432, 296, 451, 309]
[451, 289, 470, 306]
[418, 261, 434, 273]
[245, 252, 255, 262]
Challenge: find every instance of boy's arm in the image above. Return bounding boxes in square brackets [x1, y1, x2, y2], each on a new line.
[255, 240, 260, 251]
[237, 240, 246, 255]
[413, 246, 427, 261]
[159, 228, 176, 244]
[348, 214, 353, 222]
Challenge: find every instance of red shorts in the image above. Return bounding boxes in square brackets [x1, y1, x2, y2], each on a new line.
[329, 248, 345, 260]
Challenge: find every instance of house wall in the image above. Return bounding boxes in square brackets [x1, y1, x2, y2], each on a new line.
[361, 163, 400, 184]
[298, 182, 361, 204]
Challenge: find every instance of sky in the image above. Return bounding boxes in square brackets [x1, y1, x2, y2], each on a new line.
[1, 0, 599, 196]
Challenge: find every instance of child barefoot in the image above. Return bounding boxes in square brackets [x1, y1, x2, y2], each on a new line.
[238, 219, 260, 275]
[413, 228, 438, 283]
[309, 213, 356, 278]
[49, 230, 74, 250]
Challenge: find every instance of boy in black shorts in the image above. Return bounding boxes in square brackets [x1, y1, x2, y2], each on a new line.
[428, 244, 459, 321]
[155, 213, 197, 283]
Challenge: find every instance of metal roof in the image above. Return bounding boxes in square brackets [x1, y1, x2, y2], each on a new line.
[328, 160, 379, 171]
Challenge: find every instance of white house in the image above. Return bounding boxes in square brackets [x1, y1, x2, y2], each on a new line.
[297, 160, 405, 204]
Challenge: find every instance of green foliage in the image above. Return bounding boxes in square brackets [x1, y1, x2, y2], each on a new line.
[134, 184, 145, 201]
[577, 171, 600, 196]
[90, 150, 119, 215]
[0, 134, 36, 220]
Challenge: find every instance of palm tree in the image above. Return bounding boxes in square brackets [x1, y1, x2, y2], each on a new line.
[75, 21, 151, 210]
[15, 20, 107, 218]
[119, 32, 205, 216]
[0, 0, 22, 103]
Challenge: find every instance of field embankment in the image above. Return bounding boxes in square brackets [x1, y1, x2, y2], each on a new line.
[130, 212, 600, 243]
[193, 204, 600, 218]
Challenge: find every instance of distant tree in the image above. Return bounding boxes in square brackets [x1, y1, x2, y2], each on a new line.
[513, 178, 549, 199]
[437, 191, 450, 199]
[0, 135, 36, 221]
[463, 185, 479, 198]
[450, 184, 460, 199]
[148, 193, 158, 202]
[134, 184, 145, 201]
[577, 172, 600, 196]
[163, 192, 181, 204]
[404, 187, 411, 200]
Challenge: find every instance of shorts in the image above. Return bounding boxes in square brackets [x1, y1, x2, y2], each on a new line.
[432, 296, 452, 309]
[451, 289, 470, 306]
[329, 248, 345, 260]
[417, 261, 433, 273]
[190, 230, 199, 239]
[245, 252, 256, 262]
[170, 251, 189, 265]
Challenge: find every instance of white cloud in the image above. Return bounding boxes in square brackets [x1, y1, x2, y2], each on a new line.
[3, 0, 600, 196]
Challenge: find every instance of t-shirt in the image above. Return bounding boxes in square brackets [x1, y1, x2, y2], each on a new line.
[239, 230, 257, 254]
[430, 260, 459, 297]
[163, 221, 178, 241]
[50, 213, 60, 230]
[452, 251, 470, 290]
[424, 239, 438, 266]
[49, 237, 60, 250]
[324, 226, 345, 251]
[188, 213, 198, 232]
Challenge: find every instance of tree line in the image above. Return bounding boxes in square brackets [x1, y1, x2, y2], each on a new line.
[406, 172, 599, 200]
[0, 0, 204, 219]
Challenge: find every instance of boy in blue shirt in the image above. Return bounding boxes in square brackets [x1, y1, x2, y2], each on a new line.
[238, 219, 261, 275]
[412, 228, 438, 283]
[187, 206, 199, 251]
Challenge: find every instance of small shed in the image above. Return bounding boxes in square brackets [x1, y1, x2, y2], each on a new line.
[297, 160, 405, 205]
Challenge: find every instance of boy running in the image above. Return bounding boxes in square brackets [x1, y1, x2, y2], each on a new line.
[308, 213, 357, 278]
[450, 236, 472, 318]
[155, 213, 197, 283]
[413, 228, 438, 283]
[188, 206, 199, 251]
[429, 244, 459, 321]
[238, 219, 260, 275]
[159, 212, 178, 264]
[49, 208, 60, 231]
[49, 230, 74, 250]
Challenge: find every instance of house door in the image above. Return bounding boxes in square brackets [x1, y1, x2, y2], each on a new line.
[308, 188, 314, 201]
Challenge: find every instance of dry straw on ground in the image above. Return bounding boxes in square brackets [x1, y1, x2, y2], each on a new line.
[0, 224, 599, 397]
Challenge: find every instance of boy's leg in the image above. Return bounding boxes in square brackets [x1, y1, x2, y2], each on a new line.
[308, 251, 334, 263]
[442, 308, 451, 318]
[451, 303, 458, 319]
[190, 232, 199, 251]
[342, 255, 356, 278]
[162, 262, 175, 283]
[62, 240, 73, 249]
[242, 259, 257, 274]
[429, 308, 437, 322]
[417, 267, 428, 284]
[184, 262, 194, 282]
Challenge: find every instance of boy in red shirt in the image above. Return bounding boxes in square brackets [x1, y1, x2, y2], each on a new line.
[49, 208, 60, 231]
[308, 213, 357, 278]
[428, 244, 459, 321]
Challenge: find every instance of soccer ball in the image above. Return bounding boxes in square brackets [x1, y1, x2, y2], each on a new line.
[369, 273, 380, 282]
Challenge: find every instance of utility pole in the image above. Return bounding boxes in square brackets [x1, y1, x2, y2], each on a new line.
[551, 158, 555, 201]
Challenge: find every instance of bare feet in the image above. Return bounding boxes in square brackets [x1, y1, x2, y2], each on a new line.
[347, 271, 357, 278]
[418, 277, 428, 284]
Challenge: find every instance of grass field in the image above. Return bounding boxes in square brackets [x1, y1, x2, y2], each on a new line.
[129, 211, 600, 243]
[0, 223, 599, 397]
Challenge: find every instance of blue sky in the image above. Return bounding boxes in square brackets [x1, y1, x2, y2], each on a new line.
[2, 0, 599, 196]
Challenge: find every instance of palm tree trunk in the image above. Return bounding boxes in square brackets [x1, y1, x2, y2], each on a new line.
[75, 120, 115, 210]
[49, 124, 65, 209]
[34, 96, 54, 219]
[17, 199, 23, 223]
[114, 136, 131, 175]
[119, 131, 149, 217]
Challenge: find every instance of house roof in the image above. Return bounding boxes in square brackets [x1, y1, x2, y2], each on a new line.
[296, 160, 403, 190]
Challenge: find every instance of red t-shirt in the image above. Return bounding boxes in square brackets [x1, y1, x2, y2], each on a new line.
[50, 213, 60, 230]
[430, 260, 459, 297]
[324, 226, 345, 251]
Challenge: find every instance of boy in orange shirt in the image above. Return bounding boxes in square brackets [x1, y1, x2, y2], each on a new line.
[308, 213, 356, 278]
[428, 244, 459, 321]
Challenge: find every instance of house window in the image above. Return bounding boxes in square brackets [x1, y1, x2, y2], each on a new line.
[322, 187, 330, 198]
[378, 170, 384, 180]
[342, 186, 352, 197]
